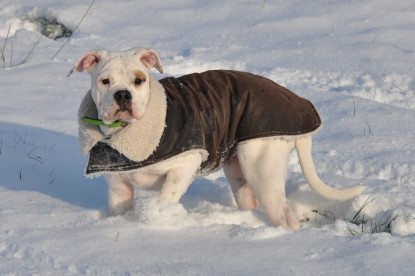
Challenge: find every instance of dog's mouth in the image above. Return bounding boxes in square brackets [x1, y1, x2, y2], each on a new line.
[101, 95, 143, 124]
[114, 108, 134, 121]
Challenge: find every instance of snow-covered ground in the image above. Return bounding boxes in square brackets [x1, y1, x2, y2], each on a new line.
[1, 0, 414, 274]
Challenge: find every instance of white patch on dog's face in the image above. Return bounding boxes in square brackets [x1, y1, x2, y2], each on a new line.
[89, 55, 150, 124]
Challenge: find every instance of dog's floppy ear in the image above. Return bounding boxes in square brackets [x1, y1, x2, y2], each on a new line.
[68, 50, 107, 77]
[134, 48, 163, 73]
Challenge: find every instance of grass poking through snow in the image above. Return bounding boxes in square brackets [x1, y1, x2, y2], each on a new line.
[347, 194, 399, 236]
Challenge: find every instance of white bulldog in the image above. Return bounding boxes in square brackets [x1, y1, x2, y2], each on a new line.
[72, 48, 365, 230]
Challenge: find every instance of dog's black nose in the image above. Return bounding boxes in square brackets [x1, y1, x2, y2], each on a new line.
[113, 90, 132, 107]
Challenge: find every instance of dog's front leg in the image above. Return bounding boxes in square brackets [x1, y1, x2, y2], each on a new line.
[158, 152, 203, 203]
[105, 175, 134, 216]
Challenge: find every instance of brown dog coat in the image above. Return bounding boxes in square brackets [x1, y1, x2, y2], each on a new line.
[82, 70, 321, 175]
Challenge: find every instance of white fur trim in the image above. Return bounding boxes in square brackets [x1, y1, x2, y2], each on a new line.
[78, 91, 104, 155]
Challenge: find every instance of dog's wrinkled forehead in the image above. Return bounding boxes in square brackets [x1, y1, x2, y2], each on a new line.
[95, 56, 147, 78]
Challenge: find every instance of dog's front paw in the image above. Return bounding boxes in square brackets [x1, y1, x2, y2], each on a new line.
[137, 196, 194, 227]
[108, 200, 134, 216]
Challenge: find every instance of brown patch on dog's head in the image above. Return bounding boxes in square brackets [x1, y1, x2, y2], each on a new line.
[134, 70, 147, 85]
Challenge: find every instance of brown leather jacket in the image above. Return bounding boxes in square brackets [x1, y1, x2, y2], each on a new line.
[86, 70, 321, 175]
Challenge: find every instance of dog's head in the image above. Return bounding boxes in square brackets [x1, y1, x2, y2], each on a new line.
[73, 48, 163, 124]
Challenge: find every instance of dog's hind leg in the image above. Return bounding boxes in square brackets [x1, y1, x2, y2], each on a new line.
[236, 139, 300, 230]
[224, 155, 258, 209]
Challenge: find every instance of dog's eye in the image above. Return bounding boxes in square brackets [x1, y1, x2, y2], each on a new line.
[134, 78, 143, 85]
[101, 79, 110, 85]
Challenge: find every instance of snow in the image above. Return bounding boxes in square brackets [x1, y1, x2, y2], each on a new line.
[1, 0, 414, 274]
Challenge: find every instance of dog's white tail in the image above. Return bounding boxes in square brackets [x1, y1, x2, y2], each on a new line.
[295, 136, 365, 201]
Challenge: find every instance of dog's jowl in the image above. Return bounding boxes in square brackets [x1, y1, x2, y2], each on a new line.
[73, 47, 365, 230]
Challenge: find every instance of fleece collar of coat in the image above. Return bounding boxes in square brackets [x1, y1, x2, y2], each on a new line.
[78, 75, 167, 162]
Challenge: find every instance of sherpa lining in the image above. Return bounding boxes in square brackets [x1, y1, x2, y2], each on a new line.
[78, 76, 167, 162]
[78, 91, 103, 154]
